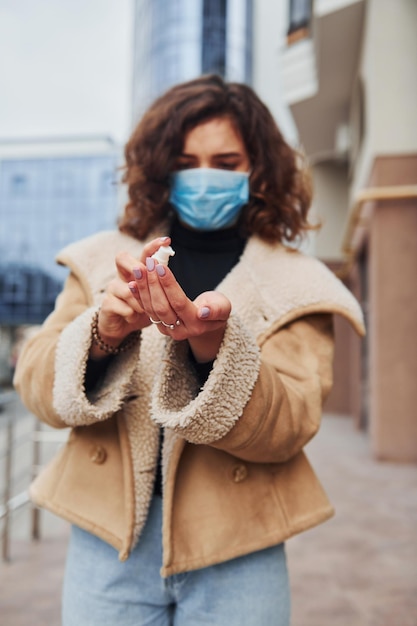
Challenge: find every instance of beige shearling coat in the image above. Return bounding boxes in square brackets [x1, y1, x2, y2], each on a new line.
[14, 229, 365, 577]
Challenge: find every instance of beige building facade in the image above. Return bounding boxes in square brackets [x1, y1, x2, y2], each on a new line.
[254, 0, 417, 462]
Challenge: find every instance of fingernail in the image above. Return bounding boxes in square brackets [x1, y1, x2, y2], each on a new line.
[128, 282, 137, 294]
[160, 236, 169, 241]
[133, 268, 142, 280]
[146, 257, 155, 271]
[156, 264, 166, 277]
[200, 306, 210, 319]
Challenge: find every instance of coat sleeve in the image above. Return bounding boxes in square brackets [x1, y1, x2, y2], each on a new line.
[13, 272, 142, 429]
[151, 313, 334, 463]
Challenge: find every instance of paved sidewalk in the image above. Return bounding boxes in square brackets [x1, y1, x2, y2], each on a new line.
[1, 414, 416, 626]
[286, 416, 417, 626]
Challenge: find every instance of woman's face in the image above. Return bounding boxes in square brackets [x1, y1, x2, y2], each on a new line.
[175, 117, 250, 172]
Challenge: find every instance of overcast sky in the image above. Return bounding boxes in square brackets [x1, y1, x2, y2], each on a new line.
[0, 0, 134, 145]
[0, 0, 298, 150]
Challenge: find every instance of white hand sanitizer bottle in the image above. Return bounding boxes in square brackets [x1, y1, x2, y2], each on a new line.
[151, 245, 175, 266]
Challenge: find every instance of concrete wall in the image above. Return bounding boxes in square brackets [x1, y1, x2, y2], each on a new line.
[351, 0, 417, 197]
[252, 0, 298, 145]
[369, 200, 417, 461]
[366, 156, 417, 462]
[312, 162, 350, 261]
[365, 0, 417, 154]
[347, 0, 417, 461]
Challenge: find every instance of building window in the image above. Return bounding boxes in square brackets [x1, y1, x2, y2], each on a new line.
[287, 0, 312, 45]
[0, 264, 62, 325]
[202, 0, 227, 75]
[0, 153, 119, 325]
[10, 174, 28, 195]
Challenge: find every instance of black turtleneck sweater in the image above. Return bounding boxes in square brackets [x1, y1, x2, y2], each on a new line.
[168, 218, 246, 301]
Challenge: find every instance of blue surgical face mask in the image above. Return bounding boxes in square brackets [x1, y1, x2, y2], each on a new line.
[169, 168, 250, 231]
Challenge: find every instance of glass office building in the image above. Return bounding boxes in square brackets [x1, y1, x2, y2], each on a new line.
[132, 0, 253, 122]
[0, 143, 120, 324]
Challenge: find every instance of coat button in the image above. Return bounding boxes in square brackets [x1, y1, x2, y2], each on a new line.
[90, 445, 107, 464]
[232, 463, 248, 483]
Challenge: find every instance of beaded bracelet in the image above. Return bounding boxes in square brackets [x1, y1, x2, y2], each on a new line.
[91, 310, 141, 355]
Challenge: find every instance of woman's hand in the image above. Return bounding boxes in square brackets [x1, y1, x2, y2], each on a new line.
[128, 252, 232, 363]
[90, 237, 173, 360]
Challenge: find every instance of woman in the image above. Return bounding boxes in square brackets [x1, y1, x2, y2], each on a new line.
[14, 74, 364, 625]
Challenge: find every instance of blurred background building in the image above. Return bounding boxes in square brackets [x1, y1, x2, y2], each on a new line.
[132, 0, 253, 122]
[278, 0, 417, 464]
[0, 0, 416, 463]
[0, 137, 120, 323]
[0, 136, 121, 380]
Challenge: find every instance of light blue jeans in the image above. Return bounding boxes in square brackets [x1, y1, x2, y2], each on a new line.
[62, 496, 290, 625]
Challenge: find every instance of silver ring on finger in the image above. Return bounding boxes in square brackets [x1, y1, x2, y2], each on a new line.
[149, 316, 162, 325]
[161, 318, 181, 330]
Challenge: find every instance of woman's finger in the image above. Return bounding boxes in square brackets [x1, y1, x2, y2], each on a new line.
[99, 277, 153, 337]
[115, 237, 171, 283]
[144, 258, 194, 326]
[139, 236, 171, 265]
[107, 278, 145, 314]
[115, 251, 141, 282]
[137, 257, 179, 325]
[193, 291, 232, 322]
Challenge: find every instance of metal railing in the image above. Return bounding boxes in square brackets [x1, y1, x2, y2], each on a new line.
[0, 391, 69, 561]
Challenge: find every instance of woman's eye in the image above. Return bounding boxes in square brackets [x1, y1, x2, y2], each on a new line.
[217, 162, 238, 170]
[176, 162, 193, 170]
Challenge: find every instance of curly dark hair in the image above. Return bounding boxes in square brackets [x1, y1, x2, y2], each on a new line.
[119, 74, 314, 243]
